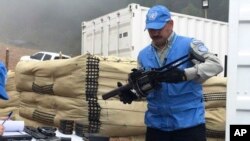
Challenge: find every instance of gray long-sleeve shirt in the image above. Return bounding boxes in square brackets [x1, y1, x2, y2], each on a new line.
[185, 39, 223, 82]
[140, 32, 223, 83]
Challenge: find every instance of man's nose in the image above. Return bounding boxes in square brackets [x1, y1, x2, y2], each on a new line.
[149, 29, 161, 35]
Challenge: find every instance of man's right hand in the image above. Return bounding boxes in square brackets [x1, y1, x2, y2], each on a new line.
[117, 82, 138, 104]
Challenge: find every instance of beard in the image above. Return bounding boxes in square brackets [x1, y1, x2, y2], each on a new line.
[152, 37, 167, 47]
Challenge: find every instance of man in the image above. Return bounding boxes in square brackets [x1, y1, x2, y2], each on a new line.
[0, 62, 9, 136]
[119, 5, 223, 141]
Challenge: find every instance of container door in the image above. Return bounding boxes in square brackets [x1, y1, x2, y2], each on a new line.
[226, 0, 250, 140]
[106, 9, 132, 57]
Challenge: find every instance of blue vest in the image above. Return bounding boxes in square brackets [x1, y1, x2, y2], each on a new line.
[138, 35, 205, 131]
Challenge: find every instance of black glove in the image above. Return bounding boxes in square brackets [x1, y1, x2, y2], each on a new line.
[117, 82, 138, 104]
[158, 68, 187, 83]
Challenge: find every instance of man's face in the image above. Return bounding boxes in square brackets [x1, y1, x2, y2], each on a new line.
[148, 20, 173, 48]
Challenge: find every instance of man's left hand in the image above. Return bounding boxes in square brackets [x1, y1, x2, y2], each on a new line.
[158, 68, 187, 83]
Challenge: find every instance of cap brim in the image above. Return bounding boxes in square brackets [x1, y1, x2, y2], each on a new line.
[145, 21, 167, 30]
[0, 85, 9, 100]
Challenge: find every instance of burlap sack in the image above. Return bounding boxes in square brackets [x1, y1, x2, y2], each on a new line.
[202, 76, 227, 96]
[6, 70, 16, 91]
[98, 56, 136, 96]
[19, 91, 87, 127]
[97, 100, 147, 137]
[0, 91, 19, 108]
[110, 135, 145, 141]
[202, 77, 227, 108]
[0, 70, 20, 119]
[0, 91, 20, 119]
[15, 115, 46, 128]
[203, 77, 227, 140]
[205, 108, 226, 139]
[15, 55, 88, 98]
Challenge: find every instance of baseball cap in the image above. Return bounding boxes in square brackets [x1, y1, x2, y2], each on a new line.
[145, 5, 171, 30]
[0, 62, 9, 100]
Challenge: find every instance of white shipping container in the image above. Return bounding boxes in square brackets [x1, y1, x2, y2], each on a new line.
[226, 0, 250, 140]
[82, 3, 228, 74]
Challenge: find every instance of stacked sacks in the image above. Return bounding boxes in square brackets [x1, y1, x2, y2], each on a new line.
[15, 55, 91, 127]
[0, 70, 20, 118]
[14, 53, 147, 138]
[202, 76, 227, 141]
[81, 55, 147, 137]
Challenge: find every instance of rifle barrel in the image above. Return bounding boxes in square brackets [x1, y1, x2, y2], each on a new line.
[102, 84, 132, 100]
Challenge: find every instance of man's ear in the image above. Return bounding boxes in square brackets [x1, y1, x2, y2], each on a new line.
[168, 19, 174, 28]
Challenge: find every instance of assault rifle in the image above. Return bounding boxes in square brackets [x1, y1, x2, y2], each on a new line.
[102, 49, 205, 100]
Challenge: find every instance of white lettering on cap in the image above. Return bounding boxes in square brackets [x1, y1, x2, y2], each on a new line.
[148, 11, 158, 21]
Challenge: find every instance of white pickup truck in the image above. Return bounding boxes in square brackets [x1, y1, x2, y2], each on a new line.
[20, 51, 71, 61]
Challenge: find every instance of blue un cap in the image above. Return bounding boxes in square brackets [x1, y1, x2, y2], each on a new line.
[145, 5, 171, 30]
[0, 62, 9, 100]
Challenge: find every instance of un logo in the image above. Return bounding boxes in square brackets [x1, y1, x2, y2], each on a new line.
[148, 11, 158, 21]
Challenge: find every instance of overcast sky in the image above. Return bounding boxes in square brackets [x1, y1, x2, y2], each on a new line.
[0, 0, 136, 56]
[0, 0, 228, 56]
